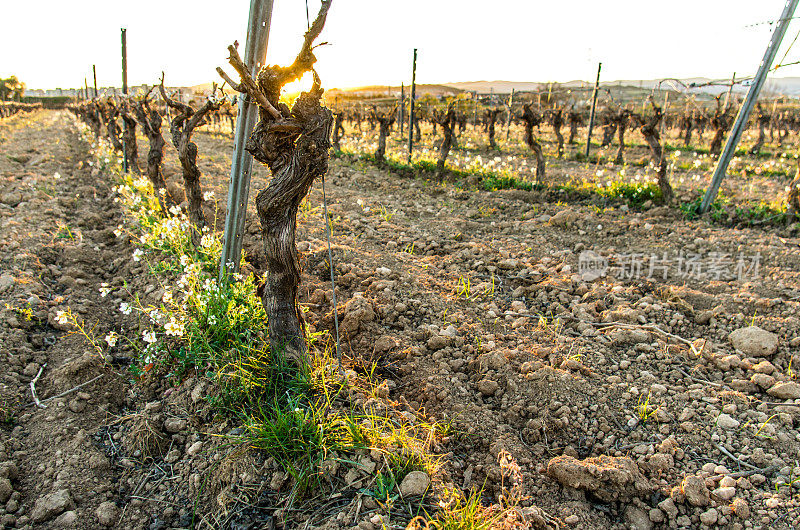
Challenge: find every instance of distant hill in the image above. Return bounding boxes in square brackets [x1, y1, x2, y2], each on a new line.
[441, 78, 800, 98]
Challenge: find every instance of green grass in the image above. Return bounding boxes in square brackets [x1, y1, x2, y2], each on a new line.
[0, 394, 18, 426]
[680, 192, 788, 226]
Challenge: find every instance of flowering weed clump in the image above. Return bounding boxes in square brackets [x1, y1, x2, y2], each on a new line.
[70, 117, 450, 515]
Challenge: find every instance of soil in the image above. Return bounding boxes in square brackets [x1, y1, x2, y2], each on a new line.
[1, 109, 800, 529]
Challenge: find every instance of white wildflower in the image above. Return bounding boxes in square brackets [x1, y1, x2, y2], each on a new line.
[99, 282, 111, 297]
[143, 330, 157, 344]
[55, 310, 69, 325]
[164, 319, 184, 337]
[132, 249, 143, 262]
[105, 332, 118, 347]
[119, 302, 132, 315]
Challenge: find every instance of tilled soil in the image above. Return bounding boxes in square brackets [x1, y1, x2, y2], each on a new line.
[1, 110, 800, 529]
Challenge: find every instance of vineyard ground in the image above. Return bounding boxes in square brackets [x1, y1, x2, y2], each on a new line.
[1, 110, 800, 529]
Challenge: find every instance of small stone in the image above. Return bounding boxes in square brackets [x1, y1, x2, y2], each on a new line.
[399, 471, 430, 496]
[373, 335, 396, 354]
[31, 489, 74, 523]
[624, 505, 653, 530]
[751, 373, 775, 389]
[54, 511, 77, 527]
[729, 326, 778, 357]
[376, 267, 391, 277]
[767, 381, 800, 400]
[68, 399, 85, 413]
[564, 514, 580, 525]
[699, 508, 718, 525]
[648, 508, 665, 523]
[681, 475, 710, 507]
[427, 335, 449, 351]
[753, 360, 776, 374]
[0, 478, 11, 503]
[719, 476, 736, 488]
[716, 413, 740, 429]
[96, 501, 120, 526]
[476, 379, 499, 397]
[658, 497, 678, 519]
[163, 417, 187, 433]
[731, 498, 750, 519]
[145, 401, 163, 413]
[712, 486, 736, 501]
[186, 441, 203, 456]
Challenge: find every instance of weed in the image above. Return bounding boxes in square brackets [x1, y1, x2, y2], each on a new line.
[636, 391, 661, 423]
[755, 414, 778, 439]
[454, 276, 471, 299]
[0, 393, 19, 425]
[378, 204, 396, 222]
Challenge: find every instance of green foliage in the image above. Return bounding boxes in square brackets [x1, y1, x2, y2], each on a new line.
[0, 393, 19, 426]
[680, 192, 786, 226]
[596, 181, 662, 206]
[0, 76, 25, 101]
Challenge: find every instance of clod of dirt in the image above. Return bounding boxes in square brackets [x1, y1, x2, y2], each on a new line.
[680, 475, 710, 507]
[96, 500, 120, 526]
[30, 488, 75, 523]
[728, 325, 779, 357]
[341, 293, 375, 334]
[767, 381, 800, 399]
[399, 471, 430, 497]
[546, 455, 652, 503]
[0, 478, 12, 503]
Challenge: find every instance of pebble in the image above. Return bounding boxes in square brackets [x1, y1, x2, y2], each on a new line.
[767, 381, 800, 400]
[728, 326, 778, 357]
[399, 471, 430, 496]
[700, 508, 718, 525]
[96, 501, 120, 526]
[716, 413, 740, 429]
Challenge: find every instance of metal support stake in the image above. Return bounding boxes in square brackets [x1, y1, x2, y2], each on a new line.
[92, 65, 98, 98]
[399, 83, 404, 137]
[505, 88, 515, 141]
[700, 0, 798, 213]
[219, 0, 274, 281]
[585, 62, 602, 158]
[407, 48, 417, 163]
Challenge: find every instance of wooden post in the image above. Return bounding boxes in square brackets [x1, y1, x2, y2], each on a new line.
[723, 72, 736, 110]
[700, 0, 798, 214]
[219, 0, 274, 280]
[407, 48, 417, 163]
[84, 78, 89, 101]
[92, 65, 98, 98]
[584, 62, 602, 158]
[121, 28, 129, 173]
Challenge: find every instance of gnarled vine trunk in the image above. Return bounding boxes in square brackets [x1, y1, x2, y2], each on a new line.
[332, 112, 345, 151]
[159, 79, 221, 246]
[520, 104, 545, 183]
[218, 0, 333, 364]
[486, 108, 501, 149]
[119, 103, 141, 175]
[132, 89, 176, 214]
[550, 108, 564, 158]
[372, 106, 396, 163]
[635, 99, 673, 203]
[434, 106, 456, 179]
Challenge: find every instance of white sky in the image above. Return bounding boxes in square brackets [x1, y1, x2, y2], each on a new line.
[4, 0, 800, 91]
